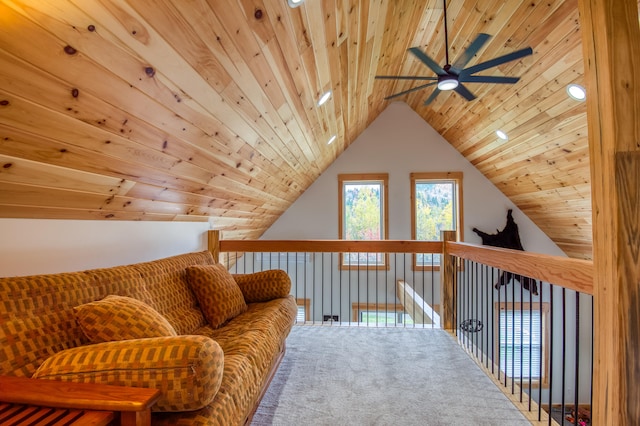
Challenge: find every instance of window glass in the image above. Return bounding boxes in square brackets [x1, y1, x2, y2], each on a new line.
[344, 182, 383, 240]
[495, 303, 549, 384]
[360, 311, 414, 325]
[339, 174, 389, 269]
[411, 172, 463, 269]
[499, 309, 542, 378]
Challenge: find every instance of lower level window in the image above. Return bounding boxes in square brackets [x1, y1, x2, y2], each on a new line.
[296, 298, 310, 322]
[352, 303, 411, 325]
[496, 303, 549, 385]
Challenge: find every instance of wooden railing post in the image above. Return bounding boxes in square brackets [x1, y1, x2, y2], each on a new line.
[207, 230, 220, 263]
[578, 0, 640, 423]
[440, 231, 457, 331]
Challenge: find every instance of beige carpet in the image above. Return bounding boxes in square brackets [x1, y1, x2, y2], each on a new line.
[252, 326, 531, 426]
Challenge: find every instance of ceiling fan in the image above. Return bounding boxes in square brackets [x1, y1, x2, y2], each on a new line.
[376, 0, 533, 105]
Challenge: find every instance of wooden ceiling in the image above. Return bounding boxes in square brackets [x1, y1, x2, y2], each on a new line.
[0, 0, 637, 259]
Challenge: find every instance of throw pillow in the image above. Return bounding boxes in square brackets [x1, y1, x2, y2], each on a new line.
[74, 294, 177, 343]
[186, 264, 247, 329]
[232, 269, 292, 303]
[33, 335, 223, 412]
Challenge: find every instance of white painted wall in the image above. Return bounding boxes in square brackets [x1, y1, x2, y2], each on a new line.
[246, 101, 567, 318]
[0, 219, 210, 276]
[263, 101, 564, 256]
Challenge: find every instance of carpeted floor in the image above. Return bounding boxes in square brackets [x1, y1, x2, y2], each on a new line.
[252, 325, 531, 426]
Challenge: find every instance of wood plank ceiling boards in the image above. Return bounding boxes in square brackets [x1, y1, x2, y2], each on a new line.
[1, 0, 638, 258]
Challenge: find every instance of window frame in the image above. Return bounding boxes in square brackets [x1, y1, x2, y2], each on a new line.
[410, 172, 463, 270]
[494, 302, 550, 387]
[338, 173, 389, 270]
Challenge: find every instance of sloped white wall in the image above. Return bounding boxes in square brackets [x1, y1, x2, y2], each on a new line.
[0, 219, 210, 276]
[263, 101, 564, 256]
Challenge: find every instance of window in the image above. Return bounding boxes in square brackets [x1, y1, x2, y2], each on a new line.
[296, 298, 310, 323]
[496, 303, 549, 385]
[411, 172, 463, 269]
[339, 174, 389, 269]
[351, 303, 411, 325]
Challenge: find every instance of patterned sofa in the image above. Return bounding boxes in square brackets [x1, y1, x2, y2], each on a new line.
[0, 250, 298, 425]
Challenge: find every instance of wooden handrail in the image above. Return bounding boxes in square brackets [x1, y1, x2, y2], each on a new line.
[446, 242, 594, 295]
[219, 239, 442, 253]
[213, 234, 594, 295]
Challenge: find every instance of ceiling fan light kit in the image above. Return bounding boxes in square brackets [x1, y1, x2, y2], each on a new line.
[376, 0, 533, 105]
[437, 76, 459, 91]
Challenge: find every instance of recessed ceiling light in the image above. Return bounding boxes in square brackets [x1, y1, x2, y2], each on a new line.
[318, 90, 331, 106]
[328, 135, 336, 145]
[567, 84, 586, 101]
[496, 130, 508, 140]
[287, 0, 304, 8]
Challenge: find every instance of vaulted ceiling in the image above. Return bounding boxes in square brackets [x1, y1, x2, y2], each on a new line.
[0, 0, 638, 260]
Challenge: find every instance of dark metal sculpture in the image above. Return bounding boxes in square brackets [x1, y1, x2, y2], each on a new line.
[472, 209, 539, 295]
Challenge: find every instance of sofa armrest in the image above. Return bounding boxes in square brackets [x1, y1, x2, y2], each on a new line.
[0, 374, 160, 425]
[232, 269, 291, 303]
[32, 335, 224, 412]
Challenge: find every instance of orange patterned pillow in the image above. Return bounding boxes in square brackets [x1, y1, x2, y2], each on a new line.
[33, 335, 224, 412]
[232, 269, 292, 303]
[74, 295, 177, 343]
[186, 264, 247, 329]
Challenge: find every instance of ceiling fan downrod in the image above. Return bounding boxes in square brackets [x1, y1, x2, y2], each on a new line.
[443, 0, 450, 66]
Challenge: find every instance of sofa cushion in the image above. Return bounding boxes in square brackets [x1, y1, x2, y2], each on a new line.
[186, 264, 247, 329]
[75, 295, 177, 343]
[32, 335, 224, 412]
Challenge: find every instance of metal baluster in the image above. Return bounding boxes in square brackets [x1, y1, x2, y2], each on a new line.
[538, 283, 543, 421]
[497, 268, 502, 383]
[574, 291, 580, 426]
[528, 285, 533, 411]
[511, 273, 515, 395]
[520, 275, 524, 402]
[548, 285, 554, 426]
[561, 287, 567, 423]
[491, 266, 495, 375]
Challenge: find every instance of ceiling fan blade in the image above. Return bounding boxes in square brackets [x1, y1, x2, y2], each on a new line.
[384, 82, 438, 100]
[423, 88, 442, 106]
[459, 75, 521, 84]
[450, 33, 491, 74]
[460, 47, 533, 77]
[453, 83, 476, 101]
[375, 75, 438, 81]
[408, 47, 446, 75]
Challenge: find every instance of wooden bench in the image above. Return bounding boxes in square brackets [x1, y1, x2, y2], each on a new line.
[0, 376, 161, 426]
[0, 402, 114, 425]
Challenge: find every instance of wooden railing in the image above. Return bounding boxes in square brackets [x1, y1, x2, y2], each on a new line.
[214, 233, 443, 327]
[444, 240, 594, 426]
[445, 241, 594, 295]
[209, 230, 594, 424]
